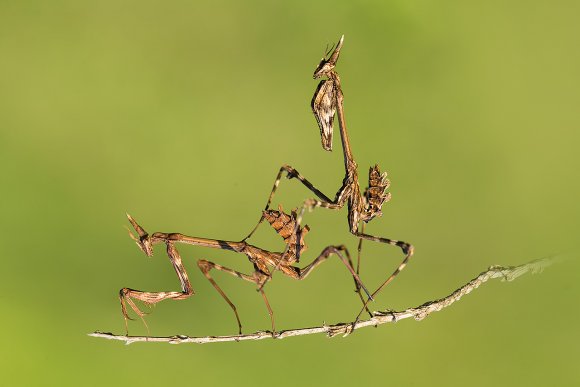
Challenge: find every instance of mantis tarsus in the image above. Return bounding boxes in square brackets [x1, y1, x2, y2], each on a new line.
[245, 35, 414, 323]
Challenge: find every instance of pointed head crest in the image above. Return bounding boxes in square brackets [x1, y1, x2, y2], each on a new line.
[313, 35, 344, 79]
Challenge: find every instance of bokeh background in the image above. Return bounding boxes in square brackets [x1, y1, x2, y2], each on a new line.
[1, 1, 578, 385]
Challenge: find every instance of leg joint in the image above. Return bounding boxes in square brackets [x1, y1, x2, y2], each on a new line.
[283, 165, 298, 179]
[119, 288, 130, 297]
[396, 241, 414, 256]
[197, 259, 212, 272]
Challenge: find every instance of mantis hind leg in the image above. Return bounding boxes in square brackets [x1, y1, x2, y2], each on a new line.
[197, 259, 275, 335]
[352, 231, 414, 323]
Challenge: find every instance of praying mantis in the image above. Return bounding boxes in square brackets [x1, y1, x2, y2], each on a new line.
[119, 35, 413, 334]
[122, 207, 371, 334]
[245, 35, 414, 322]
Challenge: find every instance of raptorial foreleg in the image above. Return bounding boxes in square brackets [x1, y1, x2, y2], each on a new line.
[120, 242, 194, 334]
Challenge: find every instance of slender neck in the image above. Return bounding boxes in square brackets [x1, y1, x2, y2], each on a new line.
[333, 73, 356, 172]
[151, 232, 246, 252]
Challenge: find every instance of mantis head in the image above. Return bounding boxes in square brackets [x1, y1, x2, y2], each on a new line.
[311, 35, 344, 151]
[313, 35, 344, 79]
[126, 213, 154, 257]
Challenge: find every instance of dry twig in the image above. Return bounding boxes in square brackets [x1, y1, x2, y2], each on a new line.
[90, 256, 557, 345]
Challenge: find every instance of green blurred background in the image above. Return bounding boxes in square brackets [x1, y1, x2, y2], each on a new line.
[1, 0, 578, 385]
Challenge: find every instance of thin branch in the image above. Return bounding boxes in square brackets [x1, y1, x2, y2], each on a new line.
[89, 256, 558, 345]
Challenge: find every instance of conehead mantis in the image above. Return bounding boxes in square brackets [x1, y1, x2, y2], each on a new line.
[121, 207, 371, 334]
[244, 35, 414, 324]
